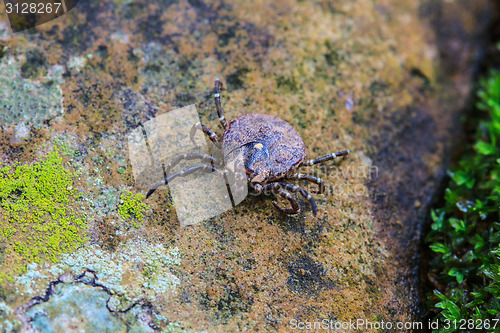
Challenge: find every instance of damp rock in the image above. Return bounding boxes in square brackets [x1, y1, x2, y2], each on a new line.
[25, 284, 126, 332]
[0, 57, 63, 128]
[67, 55, 88, 74]
[11, 122, 31, 145]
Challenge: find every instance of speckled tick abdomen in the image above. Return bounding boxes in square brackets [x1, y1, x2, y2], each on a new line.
[222, 113, 306, 181]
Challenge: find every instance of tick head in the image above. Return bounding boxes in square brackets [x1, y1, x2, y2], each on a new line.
[224, 141, 272, 183]
[244, 142, 271, 183]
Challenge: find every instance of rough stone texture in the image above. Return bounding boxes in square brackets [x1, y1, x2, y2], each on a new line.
[26, 283, 127, 332]
[0, 57, 64, 127]
[0, 0, 493, 331]
[368, 0, 494, 319]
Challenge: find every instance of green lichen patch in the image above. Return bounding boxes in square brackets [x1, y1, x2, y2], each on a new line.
[0, 57, 63, 127]
[118, 191, 148, 227]
[0, 149, 87, 283]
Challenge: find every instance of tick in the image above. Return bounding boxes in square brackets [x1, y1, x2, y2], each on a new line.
[146, 79, 350, 216]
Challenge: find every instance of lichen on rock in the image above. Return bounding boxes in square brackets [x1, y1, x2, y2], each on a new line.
[0, 57, 63, 127]
[0, 149, 88, 283]
[15, 239, 181, 309]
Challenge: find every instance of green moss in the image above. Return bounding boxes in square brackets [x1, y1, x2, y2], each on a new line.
[426, 51, 500, 331]
[118, 191, 148, 227]
[0, 149, 87, 282]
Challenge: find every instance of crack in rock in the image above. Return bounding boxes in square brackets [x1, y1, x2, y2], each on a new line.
[16, 269, 151, 332]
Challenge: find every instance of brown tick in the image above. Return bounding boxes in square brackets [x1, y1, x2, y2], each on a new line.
[146, 79, 350, 216]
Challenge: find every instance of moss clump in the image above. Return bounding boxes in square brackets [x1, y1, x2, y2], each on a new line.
[118, 191, 148, 227]
[426, 62, 500, 330]
[0, 149, 87, 282]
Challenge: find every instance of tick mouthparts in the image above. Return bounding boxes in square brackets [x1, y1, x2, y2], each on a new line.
[248, 170, 262, 183]
[248, 172, 257, 182]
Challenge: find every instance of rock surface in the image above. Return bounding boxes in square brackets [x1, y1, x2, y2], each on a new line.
[0, 0, 493, 331]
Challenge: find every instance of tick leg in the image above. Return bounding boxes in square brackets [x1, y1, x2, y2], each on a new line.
[146, 164, 223, 199]
[256, 183, 299, 214]
[165, 152, 221, 175]
[255, 182, 318, 215]
[278, 182, 318, 216]
[286, 173, 325, 194]
[300, 150, 350, 167]
[273, 188, 300, 215]
[214, 78, 228, 129]
[266, 183, 300, 215]
[190, 122, 220, 147]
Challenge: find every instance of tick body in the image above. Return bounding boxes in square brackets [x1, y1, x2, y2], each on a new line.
[146, 79, 350, 216]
